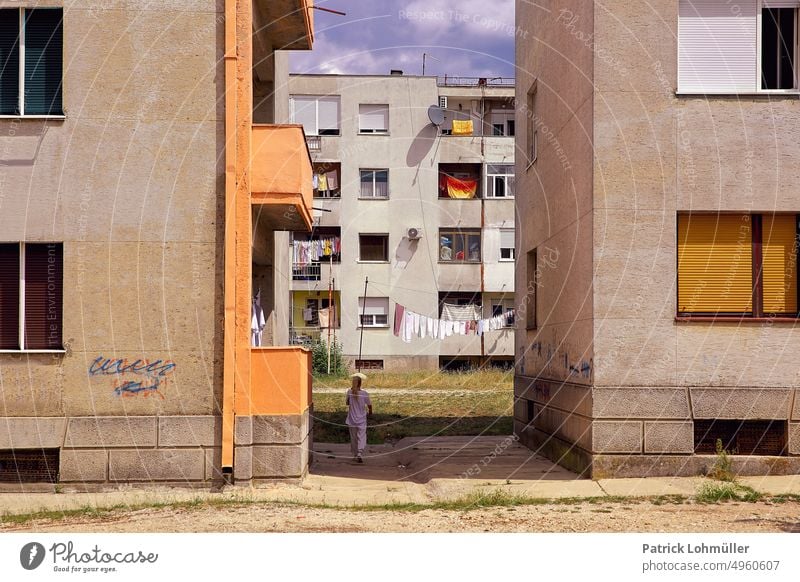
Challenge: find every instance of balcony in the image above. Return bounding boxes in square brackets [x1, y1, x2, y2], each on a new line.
[250, 124, 314, 232]
[255, 0, 314, 51]
[236, 347, 312, 416]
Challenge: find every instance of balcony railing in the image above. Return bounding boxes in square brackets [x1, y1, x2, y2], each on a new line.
[437, 76, 515, 87]
[292, 263, 321, 281]
[306, 135, 322, 151]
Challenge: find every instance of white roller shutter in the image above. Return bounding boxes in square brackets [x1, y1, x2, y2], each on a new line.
[358, 297, 388, 316]
[359, 104, 389, 131]
[318, 97, 340, 132]
[290, 96, 318, 135]
[678, 0, 758, 93]
[500, 229, 515, 249]
[764, 1, 800, 7]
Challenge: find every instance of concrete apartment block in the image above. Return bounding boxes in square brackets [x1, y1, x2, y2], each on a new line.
[286, 73, 516, 371]
[515, 0, 800, 476]
[0, 1, 316, 487]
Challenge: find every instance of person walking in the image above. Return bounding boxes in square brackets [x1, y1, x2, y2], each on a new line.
[346, 372, 372, 463]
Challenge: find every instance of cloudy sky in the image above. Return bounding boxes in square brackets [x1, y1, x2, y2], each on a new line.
[289, 0, 515, 78]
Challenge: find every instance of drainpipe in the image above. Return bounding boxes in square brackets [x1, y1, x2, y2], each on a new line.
[221, 0, 238, 482]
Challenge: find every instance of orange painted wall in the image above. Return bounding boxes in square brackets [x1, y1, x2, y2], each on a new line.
[236, 347, 312, 415]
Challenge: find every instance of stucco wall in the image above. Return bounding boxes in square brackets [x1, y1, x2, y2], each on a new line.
[0, 3, 224, 419]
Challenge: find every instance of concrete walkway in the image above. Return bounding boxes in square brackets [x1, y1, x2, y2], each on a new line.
[1, 437, 799, 517]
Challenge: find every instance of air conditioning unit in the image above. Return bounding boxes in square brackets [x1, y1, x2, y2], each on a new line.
[407, 227, 424, 240]
[438, 96, 448, 109]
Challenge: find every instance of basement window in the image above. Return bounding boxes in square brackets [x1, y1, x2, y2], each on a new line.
[694, 420, 787, 456]
[0, 449, 59, 483]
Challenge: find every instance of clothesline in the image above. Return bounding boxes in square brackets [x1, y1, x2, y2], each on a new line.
[293, 237, 341, 265]
[393, 302, 514, 343]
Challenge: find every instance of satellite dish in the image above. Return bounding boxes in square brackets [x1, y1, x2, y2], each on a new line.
[427, 105, 445, 126]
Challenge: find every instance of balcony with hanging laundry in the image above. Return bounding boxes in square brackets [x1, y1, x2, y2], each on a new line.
[290, 227, 341, 289]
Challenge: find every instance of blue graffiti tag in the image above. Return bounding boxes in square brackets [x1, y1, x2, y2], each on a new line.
[88, 356, 176, 399]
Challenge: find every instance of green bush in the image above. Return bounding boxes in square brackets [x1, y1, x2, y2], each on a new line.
[310, 338, 348, 377]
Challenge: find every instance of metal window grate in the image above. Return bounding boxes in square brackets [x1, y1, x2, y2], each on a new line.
[694, 420, 787, 456]
[355, 359, 383, 370]
[0, 449, 59, 483]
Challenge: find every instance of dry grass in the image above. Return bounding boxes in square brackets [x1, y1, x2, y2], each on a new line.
[311, 370, 513, 443]
[313, 368, 513, 390]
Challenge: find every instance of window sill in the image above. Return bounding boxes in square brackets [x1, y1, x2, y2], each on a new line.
[675, 316, 800, 323]
[485, 196, 515, 200]
[498, 258, 515, 263]
[358, 325, 390, 329]
[676, 91, 800, 98]
[358, 131, 390, 135]
[0, 114, 65, 120]
[438, 197, 483, 201]
[357, 260, 390, 264]
[438, 261, 482, 265]
[358, 197, 390, 201]
[0, 349, 66, 354]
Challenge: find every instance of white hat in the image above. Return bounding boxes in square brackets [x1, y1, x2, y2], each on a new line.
[350, 372, 367, 380]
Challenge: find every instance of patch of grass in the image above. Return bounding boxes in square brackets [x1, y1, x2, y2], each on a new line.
[313, 369, 513, 391]
[695, 482, 762, 503]
[312, 379, 512, 443]
[651, 495, 688, 506]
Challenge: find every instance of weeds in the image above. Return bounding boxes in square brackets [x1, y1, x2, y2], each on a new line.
[695, 482, 762, 503]
[708, 439, 735, 482]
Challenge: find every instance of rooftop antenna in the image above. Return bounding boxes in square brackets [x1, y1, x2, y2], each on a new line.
[422, 52, 440, 76]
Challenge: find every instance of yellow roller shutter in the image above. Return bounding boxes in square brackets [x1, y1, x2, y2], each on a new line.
[678, 214, 753, 313]
[762, 214, 798, 314]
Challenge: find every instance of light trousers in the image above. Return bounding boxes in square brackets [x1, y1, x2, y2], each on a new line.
[348, 424, 366, 457]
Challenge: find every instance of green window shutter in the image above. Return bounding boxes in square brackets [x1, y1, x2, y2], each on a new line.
[24, 8, 62, 115]
[0, 9, 20, 115]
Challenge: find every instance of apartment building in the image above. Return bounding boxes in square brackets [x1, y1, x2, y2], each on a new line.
[515, 0, 800, 477]
[0, 1, 316, 487]
[286, 73, 516, 370]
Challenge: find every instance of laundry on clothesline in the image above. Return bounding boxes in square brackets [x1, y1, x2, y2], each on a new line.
[292, 237, 341, 265]
[393, 302, 514, 343]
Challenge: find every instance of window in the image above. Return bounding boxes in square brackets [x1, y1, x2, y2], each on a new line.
[358, 297, 389, 327]
[677, 213, 799, 317]
[486, 164, 515, 198]
[762, 6, 797, 89]
[0, 8, 63, 116]
[491, 301, 516, 327]
[526, 84, 537, 164]
[359, 234, 388, 262]
[290, 95, 340, 136]
[678, 0, 799, 93]
[439, 229, 481, 263]
[526, 249, 537, 329]
[358, 104, 389, 133]
[359, 169, 389, 198]
[500, 229, 515, 261]
[355, 359, 384, 370]
[0, 243, 63, 350]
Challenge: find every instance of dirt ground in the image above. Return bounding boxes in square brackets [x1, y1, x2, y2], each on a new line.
[3, 500, 799, 533]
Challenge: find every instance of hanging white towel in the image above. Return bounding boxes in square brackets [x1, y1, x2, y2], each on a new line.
[427, 317, 435, 338]
[419, 315, 428, 338]
[412, 312, 421, 335]
[402, 311, 414, 343]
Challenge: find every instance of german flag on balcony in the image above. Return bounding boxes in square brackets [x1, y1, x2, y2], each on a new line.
[445, 175, 478, 199]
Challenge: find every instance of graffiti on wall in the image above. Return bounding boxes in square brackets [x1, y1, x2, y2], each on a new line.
[88, 357, 176, 399]
[530, 340, 592, 380]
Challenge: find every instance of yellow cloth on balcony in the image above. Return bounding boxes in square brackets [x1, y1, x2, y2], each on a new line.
[451, 119, 473, 136]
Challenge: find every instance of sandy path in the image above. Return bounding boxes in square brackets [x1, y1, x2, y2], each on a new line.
[4, 501, 799, 533]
